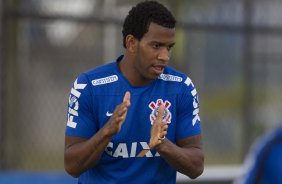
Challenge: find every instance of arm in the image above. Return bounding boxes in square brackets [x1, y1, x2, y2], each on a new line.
[149, 105, 204, 179]
[156, 135, 204, 179]
[64, 92, 131, 178]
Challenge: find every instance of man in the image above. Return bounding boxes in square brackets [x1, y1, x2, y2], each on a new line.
[64, 1, 204, 183]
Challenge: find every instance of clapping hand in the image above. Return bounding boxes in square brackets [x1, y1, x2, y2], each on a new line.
[106, 91, 131, 136]
[149, 105, 168, 149]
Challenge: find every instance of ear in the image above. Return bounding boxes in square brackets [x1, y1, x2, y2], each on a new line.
[125, 35, 138, 53]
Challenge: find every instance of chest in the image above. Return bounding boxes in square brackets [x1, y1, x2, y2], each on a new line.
[94, 93, 177, 141]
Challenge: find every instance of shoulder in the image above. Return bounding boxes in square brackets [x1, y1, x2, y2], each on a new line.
[256, 125, 282, 151]
[84, 62, 116, 78]
[240, 125, 282, 183]
[158, 66, 197, 93]
[159, 66, 194, 84]
[244, 125, 282, 170]
[75, 62, 118, 85]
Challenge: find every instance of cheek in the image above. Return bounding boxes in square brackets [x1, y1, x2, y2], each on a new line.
[143, 51, 157, 66]
[136, 45, 157, 69]
[136, 57, 147, 72]
[137, 49, 150, 65]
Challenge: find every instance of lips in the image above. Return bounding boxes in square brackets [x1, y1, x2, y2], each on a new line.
[152, 65, 165, 75]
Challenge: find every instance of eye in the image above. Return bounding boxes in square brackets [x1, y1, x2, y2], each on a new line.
[167, 46, 172, 51]
[152, 43, 161, 49]
[167, 45, 174, 51]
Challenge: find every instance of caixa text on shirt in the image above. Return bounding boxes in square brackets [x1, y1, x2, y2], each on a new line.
[105, 141, 160, 158]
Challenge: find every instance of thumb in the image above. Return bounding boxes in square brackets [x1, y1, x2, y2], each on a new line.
[123, 91, 131, 106]
[156, 104, 165, 122]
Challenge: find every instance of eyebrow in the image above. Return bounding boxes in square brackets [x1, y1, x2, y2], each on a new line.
[169, 43, 175, 47]
[151, 41, 176, 47]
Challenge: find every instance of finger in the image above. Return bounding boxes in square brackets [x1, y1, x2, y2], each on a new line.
[120, 110, 128, 120]
[114, 110, 128, 125]
[161, 124, 168, 131]
[156, 105, 165, 122]
[116, 114, 127, 123]
[159, 131, 167, 138]
[116, 106, 128, 116]
[123, 91, 131, 106]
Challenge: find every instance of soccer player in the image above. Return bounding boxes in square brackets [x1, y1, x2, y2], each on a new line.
[64, 1, 204, 183]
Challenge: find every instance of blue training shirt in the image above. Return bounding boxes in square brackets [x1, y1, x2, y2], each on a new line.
[65, 55, 202, 184]
[238, 125, 282, 184]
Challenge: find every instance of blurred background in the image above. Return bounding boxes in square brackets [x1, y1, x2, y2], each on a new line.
[0, 0, 282, 183]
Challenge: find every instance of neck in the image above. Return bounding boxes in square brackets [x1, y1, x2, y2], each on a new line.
[118, 54, 152, 87]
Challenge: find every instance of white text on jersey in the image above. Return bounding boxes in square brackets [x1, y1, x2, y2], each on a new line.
[91, 75, 118, 86]
[158, 74, 182, 82]
[105, 142, 160, 158]
[67, 79, 87, 128]
[184, 77, 200, 126]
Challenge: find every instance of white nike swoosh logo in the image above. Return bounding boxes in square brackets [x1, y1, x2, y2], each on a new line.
[106, 111, 113, 117]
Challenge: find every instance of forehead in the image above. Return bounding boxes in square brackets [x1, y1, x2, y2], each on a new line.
[142, 22, 175, 43]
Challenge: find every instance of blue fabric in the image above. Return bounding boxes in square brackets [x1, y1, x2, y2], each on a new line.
[242, 124, 282, 184]
[65, 55, 202, 184]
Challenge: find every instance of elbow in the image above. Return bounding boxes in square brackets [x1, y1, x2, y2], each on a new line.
[187, 155, 204, 179]
[64, 162, 81, 178]
[65, 166, 80, 178]
[188, 166, 204, 179]
[180, 163, 204, 179]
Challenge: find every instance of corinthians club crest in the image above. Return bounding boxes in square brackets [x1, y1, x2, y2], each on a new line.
[149, 99, 172, 125]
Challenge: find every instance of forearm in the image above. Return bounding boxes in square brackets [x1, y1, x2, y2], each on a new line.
[156, 139, 204, 179]
[64, 126, 112, 177]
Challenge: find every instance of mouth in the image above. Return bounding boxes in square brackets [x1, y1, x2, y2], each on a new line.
[151, 65, 165, 75]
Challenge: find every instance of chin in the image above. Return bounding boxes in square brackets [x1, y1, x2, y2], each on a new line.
[150, 74, 160, 80]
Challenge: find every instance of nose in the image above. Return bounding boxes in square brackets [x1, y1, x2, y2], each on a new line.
[157, 48, 170, 62]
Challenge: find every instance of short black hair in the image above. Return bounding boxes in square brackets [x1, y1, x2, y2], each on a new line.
[122, 1, 176, 48]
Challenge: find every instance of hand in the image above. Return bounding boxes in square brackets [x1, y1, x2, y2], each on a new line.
[149, 105, 168, 149]
[105, 91, 131, 136]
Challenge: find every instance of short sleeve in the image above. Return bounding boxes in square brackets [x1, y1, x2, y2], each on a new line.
[176, 77, 201, 139]
[65, 74, 97, 138]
